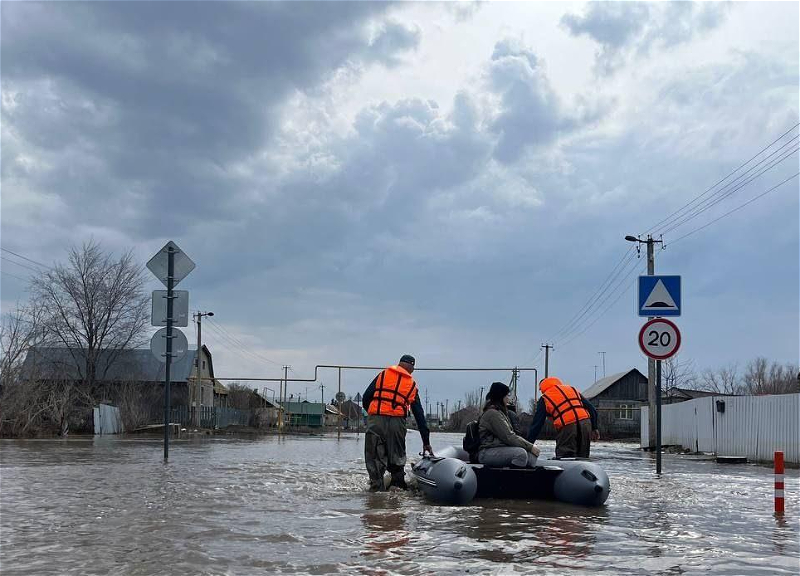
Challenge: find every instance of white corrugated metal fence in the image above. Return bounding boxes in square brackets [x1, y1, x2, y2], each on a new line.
[641, 393, 799, 464]
[93, 403, 124, 435]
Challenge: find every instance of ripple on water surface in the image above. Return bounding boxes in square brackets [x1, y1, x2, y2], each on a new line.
[1, 434, 798, 575]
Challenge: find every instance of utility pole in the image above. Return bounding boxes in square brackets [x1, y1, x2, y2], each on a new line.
[337, 368, 342, 440]
[510, 367, 519, 403]
[598, 351, 606, 378]
[425, 388, 429, 418]
[320, 384, 324, 405]
[594, 365, 598, 383]
[192, 311, 214, 427]
[280, 365, 289, 431]
[626, 234, 663, 449]
[542, 344, 554, 378]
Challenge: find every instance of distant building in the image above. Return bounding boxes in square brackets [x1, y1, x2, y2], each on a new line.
[663, 387, 729, 404]
[283, 401, 336, 428]
[21, 345, 217, 410]
[582, 369, 649, 438]
[337, 399, 366, 430]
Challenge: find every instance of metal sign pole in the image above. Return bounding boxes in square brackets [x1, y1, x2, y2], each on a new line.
[163, 247, 175, 460]
[337, 368, 342, 440]
[656, 359, 662, 474]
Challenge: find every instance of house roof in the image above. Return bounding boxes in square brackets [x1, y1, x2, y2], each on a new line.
[21, 345, 213, 384]
[666, 387, 729, 400]
[283, 401, 326, 415]
[582, 368, 647, 399]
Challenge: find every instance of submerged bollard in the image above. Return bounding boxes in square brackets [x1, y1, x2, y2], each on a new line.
[774, 451, 785, 514]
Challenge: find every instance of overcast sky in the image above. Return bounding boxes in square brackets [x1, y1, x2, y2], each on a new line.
[2, 1, 798, 409]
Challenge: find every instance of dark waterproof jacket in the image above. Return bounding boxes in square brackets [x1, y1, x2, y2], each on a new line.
[479, 405, 535, 452]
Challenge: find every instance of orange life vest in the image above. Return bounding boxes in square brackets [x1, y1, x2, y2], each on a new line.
[367, 365, 418, 417]
[540, 377, 590, 430]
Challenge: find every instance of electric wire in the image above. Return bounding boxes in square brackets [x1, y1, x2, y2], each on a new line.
[668, 172, 800, 245]
[557, 260, 647, 350]
[644, 123, 799, 236]
[204, 318, 282, 367]
[203, 321, 281, 369]
[530, 122, 800, 361]
[0, 256, 43, 273]
[0, 248, 52, 270]
[657, 145, 799, 237]
[551, 252, 642, 345]
[1, 270, 30, 282]
[547, 247, 638, 343]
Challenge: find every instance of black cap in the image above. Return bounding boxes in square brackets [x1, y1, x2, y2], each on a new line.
[399, 354, 415, 366]
[486, 381, 510, 401]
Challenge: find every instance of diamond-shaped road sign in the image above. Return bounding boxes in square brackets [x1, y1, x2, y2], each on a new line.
[638, 275, 681, 317]
[151, 290, 189, 327]
[150, 327, 189, 363]
[146, 241, 195, 288]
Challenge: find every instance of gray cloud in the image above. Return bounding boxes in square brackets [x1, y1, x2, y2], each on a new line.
[561, 2, 732, 74]
[1, 3, 796, 398]
[367, 21, 421, 68]
[1, 1, 400, 239]
[487, 39, 604, 164]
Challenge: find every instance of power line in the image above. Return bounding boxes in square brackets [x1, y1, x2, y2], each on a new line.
[0, 256, 42, 273]
[669, 172, 799, 245]
[644, 123, 799, 236]
[547, 248, 638, 343]
[203, 321, 278, 368]
[658, 145, 799, 237]
[558, 260, 647, 350]
[1, 270, 30, 282]
[556, 256, 644, 347]
[204, 318, 282, 367]
[536, 124, 800, 356]
[0, 248, 52, 270]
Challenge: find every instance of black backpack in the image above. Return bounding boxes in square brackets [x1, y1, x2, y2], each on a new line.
[462, 419, 481, 463]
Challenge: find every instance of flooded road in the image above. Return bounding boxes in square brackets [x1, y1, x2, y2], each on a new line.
[1, 433, 798, 575]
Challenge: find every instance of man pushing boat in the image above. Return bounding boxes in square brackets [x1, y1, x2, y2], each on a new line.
[362, 355, 432, 491]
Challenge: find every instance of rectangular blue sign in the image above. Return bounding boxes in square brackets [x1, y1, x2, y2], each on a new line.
[638, 275, 681, 317]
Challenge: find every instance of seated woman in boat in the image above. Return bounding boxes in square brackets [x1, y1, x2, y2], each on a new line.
[478, 382, 541, 468]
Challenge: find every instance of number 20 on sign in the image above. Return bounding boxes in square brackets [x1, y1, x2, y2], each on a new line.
[638, 318, 681, 360]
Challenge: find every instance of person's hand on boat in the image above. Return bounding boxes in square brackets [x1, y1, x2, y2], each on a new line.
[422, 444, 434, 457]
[591, 430, 600, 441]
[529, 445, 540, 457]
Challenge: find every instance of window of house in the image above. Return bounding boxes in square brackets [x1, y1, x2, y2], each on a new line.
[202, 360, 206, 370]
[617, 404, 633, 420]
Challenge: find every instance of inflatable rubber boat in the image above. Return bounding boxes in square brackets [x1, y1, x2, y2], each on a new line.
[411, 445, 610, 507]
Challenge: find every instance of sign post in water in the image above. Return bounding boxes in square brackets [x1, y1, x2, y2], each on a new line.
[638, 317, 681, 475]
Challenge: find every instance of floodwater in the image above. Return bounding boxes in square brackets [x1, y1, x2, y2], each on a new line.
[1, 433, 798, 575]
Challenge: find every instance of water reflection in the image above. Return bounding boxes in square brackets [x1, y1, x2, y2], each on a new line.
[1, 435, 798, 576]
[361, 494, 411, 556]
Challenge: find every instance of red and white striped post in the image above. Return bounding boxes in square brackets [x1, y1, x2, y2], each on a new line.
[774, 451, 785, 514]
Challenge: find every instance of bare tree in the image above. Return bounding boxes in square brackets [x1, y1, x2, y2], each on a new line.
[464, 388, 482, 408]
[31, 240, 149, 389]
[663, 355, 696, 393]
[699, 363, 741, 395]
[742, 358, 799, 395]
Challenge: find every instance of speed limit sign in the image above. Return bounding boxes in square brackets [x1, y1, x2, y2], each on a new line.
[638, 318, 681, 360]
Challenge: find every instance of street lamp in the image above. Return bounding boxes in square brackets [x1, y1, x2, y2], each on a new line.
[624, 235, 639, 242]
[193, 311, 214, 427]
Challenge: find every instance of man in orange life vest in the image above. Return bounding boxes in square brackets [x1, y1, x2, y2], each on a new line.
[527, 376, 599, 458]
[362, 355, 432, 491]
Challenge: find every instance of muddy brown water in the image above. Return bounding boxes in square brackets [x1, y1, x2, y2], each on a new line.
[1, 433, 798, 575]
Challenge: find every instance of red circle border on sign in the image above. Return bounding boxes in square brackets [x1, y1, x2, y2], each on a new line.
[638, 318, 681, 360]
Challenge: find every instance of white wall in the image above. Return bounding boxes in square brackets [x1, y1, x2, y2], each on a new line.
[641, 394, 799, 464]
